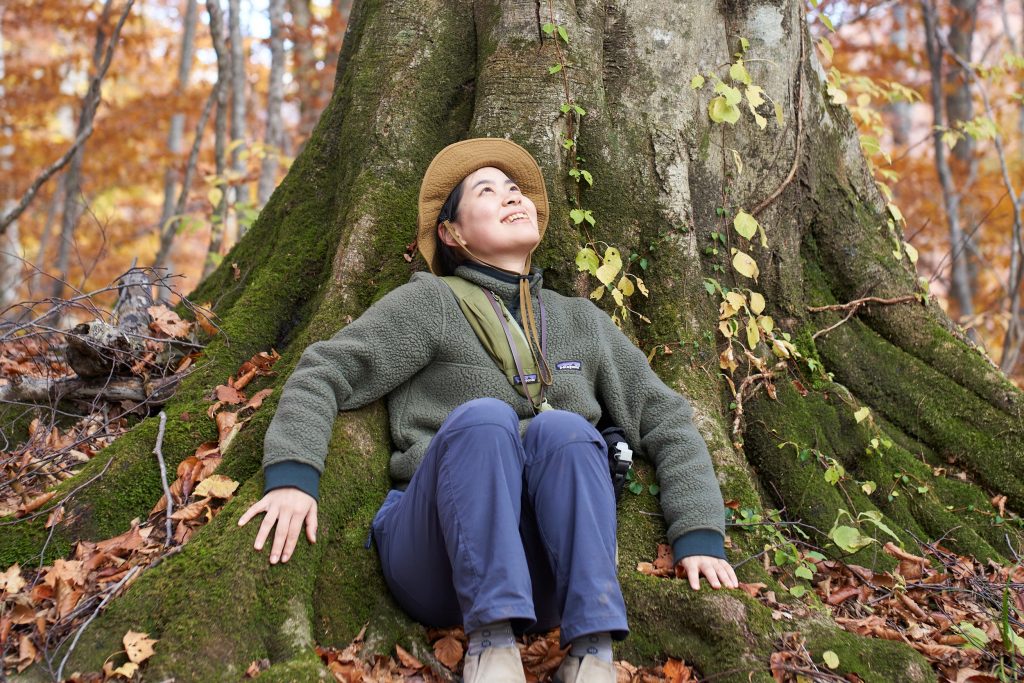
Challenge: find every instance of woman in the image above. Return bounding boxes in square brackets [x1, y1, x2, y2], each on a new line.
[238, 138, 737, 683]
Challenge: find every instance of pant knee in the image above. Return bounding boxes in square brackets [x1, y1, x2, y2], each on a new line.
[443, 397, 519, 433]
[524, 410, 603, 455]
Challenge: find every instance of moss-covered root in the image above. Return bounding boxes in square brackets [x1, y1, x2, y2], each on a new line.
[17, 408, 397, 683]
[619, 572, 934, 683]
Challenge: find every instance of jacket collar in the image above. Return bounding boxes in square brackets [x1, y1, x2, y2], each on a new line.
[454, 263, 544, 311]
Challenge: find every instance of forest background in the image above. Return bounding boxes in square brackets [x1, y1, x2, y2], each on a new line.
[1, 0, 1023, 381]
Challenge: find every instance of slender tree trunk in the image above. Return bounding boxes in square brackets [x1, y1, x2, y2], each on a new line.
[0, 13, 21, 316]
[288, 0, 319, 147]
[203, 0, 230, 279]
[51, 0, 115, 301]
[5, 1, 1024, 681]
[889, 3, 912, 147]
[227, 0, 249, 244]
[920, 0, 976, 331]
[257, 0, 286, 206]
[154, 0, 199, 275]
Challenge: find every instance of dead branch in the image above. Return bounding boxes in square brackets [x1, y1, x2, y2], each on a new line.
[0, 373, 182, 405]
[808, 295, 920, 340]
[0, 0, 136, 236]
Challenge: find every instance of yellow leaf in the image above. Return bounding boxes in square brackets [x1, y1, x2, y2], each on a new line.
[725, 291, 747, 311]
[590, 285, 605, 301]
[745, 85, 765, 108]
[729, 60, 752, 85]
[731, 149, 743, 175]
[746, 317, 760, 348]
[635, 277, 649, 297]
[750, 292, 765, 315]
[575, 247, 599, 274]
[112, 662, 139, 679]
[771, 338, 791, 358]
[733, 211, 758, 240]
[124, 631, 157, 664]
[719, 300, 738, 320]
[732, 250, 760, 280]
[709, 96, 741, 124]
[827, 86, 848, 105]
[0, 563, 26, 594]
[854, 407, 871, 423]
[719, 321, 733, 338]
[691, 74, 705, 89]
[904, 242, 918, 264]
[823, 651, 839, 669]
[757, 315, 775, 334]
[193, 474, 239, 499]
[611, 287, 624, 306]
[595, 247, 622, 285]
[617, 276, 635, 296]
[207, 187, 223, 207]
[774, 100, 784, 126]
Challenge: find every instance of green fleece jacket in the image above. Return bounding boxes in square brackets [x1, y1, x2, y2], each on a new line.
[263, 264, 727, 562]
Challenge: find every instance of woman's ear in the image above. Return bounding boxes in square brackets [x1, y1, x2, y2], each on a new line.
[438, 220, 466, 248]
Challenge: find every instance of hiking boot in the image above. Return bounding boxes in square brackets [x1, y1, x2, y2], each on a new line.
[462, 646, 526, 683]
[553, 654, 616, 683]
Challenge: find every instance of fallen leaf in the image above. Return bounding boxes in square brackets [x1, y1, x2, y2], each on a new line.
[124, 630, 158, 663]
[215, 384, 246, 404]
[737, 582, 766, 598]
[433, 635, 463, 670]
[0, 563, 26, 594]
[111, 661, 139, 678]
[193, 474, 239, 499]
[17, 634, 37, 672]
[394, 644, 423, 669]
[148, 305, 191, 338]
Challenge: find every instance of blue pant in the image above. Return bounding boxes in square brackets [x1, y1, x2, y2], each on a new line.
[371, 398, 628, 645]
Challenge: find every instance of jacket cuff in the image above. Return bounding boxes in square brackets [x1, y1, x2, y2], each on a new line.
[672, 529, 726, 565]
[263, 461, 321, 502]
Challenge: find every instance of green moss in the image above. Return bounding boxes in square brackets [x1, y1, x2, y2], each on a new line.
[802, 627, 934, 683]
[255, 650, 332, 682]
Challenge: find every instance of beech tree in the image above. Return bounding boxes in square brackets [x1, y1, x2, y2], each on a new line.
[3, 0, 1023, 681]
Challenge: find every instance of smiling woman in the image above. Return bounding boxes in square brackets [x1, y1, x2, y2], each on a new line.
[238, 137, 735, 683]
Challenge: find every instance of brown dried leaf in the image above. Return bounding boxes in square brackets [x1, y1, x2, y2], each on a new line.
[148, 305, 191, 338]
[394, 644, 423, 669]
[17, 634, 37, 672]
[0, 563, 26, 594]
[663, 658, 693, 683]
[215, 384, 246, 404]
[433, 635, 463, 670]
[18, 491, 55, 515]
[124, 630, 158, 663]
[737, 582, 766, 599]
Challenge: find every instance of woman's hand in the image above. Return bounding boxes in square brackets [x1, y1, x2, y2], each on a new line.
[237, 487, 317, 564]
[675, 555, 739, 591]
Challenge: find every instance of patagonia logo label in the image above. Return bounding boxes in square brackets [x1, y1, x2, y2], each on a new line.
[556, 360, 582, 371]
[513, 374, 539, 385]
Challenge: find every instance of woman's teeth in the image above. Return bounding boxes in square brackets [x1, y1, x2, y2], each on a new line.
[502, 212, 528, 224]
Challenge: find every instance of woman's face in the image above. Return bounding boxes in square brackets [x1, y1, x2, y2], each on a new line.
[438, 166, 540, 271]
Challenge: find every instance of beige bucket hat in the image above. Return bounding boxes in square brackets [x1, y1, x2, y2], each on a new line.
[416, 137, 550, 275]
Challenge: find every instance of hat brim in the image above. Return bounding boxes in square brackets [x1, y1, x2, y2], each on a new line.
[417, 138, 549, 274]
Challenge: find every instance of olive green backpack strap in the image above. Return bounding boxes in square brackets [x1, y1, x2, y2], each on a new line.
[440, 276, 544, 407]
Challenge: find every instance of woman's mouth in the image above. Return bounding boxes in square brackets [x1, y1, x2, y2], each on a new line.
[501, 212, 529, 224]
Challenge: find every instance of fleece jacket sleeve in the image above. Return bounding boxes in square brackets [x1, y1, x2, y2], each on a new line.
[262, 274, 446, 494]
[591, 304, 726, 557]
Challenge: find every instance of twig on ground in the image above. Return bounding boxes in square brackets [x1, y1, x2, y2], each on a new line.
[55, 564, 142, 682]
[153, 411, 173, 545]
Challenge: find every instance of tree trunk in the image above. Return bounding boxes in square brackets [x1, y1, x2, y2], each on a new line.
[51, 0, 115, 301]
[257, 0, 285, 207]
[227, 0, 250, 243]
[154, 0, 199, 276]
[5, 0, 1023, 681]
[288, 0, 320, 147]
[202, 0, 230, 279]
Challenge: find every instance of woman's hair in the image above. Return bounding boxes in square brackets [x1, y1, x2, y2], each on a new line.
[435, 178, 466, 276]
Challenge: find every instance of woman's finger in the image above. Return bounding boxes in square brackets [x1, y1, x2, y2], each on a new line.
[723, 561, 739, 588]
[686, 561, 701, 590]
[269, 510, 292, 564]
[281, 513, 305, 563]
[703, 561, 722, 589]
[305, 505, 318, 544]
[253, 507, 278, 551]
[237, 498, 267, 527]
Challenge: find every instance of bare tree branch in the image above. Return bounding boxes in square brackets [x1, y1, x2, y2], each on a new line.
[0, 0, 136, 237]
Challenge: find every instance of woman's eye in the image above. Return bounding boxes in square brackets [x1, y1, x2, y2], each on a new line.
[481, 187, 493, 193]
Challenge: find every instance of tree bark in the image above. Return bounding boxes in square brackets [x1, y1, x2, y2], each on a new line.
[51, 0, 116, 301]
[227, 0, 250, 238]
[5, 0, 1023, 681]
[203, 0, 230, 279]
[154, 0, 199, 276]
[257, 0, 286, 207]
[288, 0, 320, 147]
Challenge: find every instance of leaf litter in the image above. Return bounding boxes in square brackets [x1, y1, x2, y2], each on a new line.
[0, 348, 280, 679]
